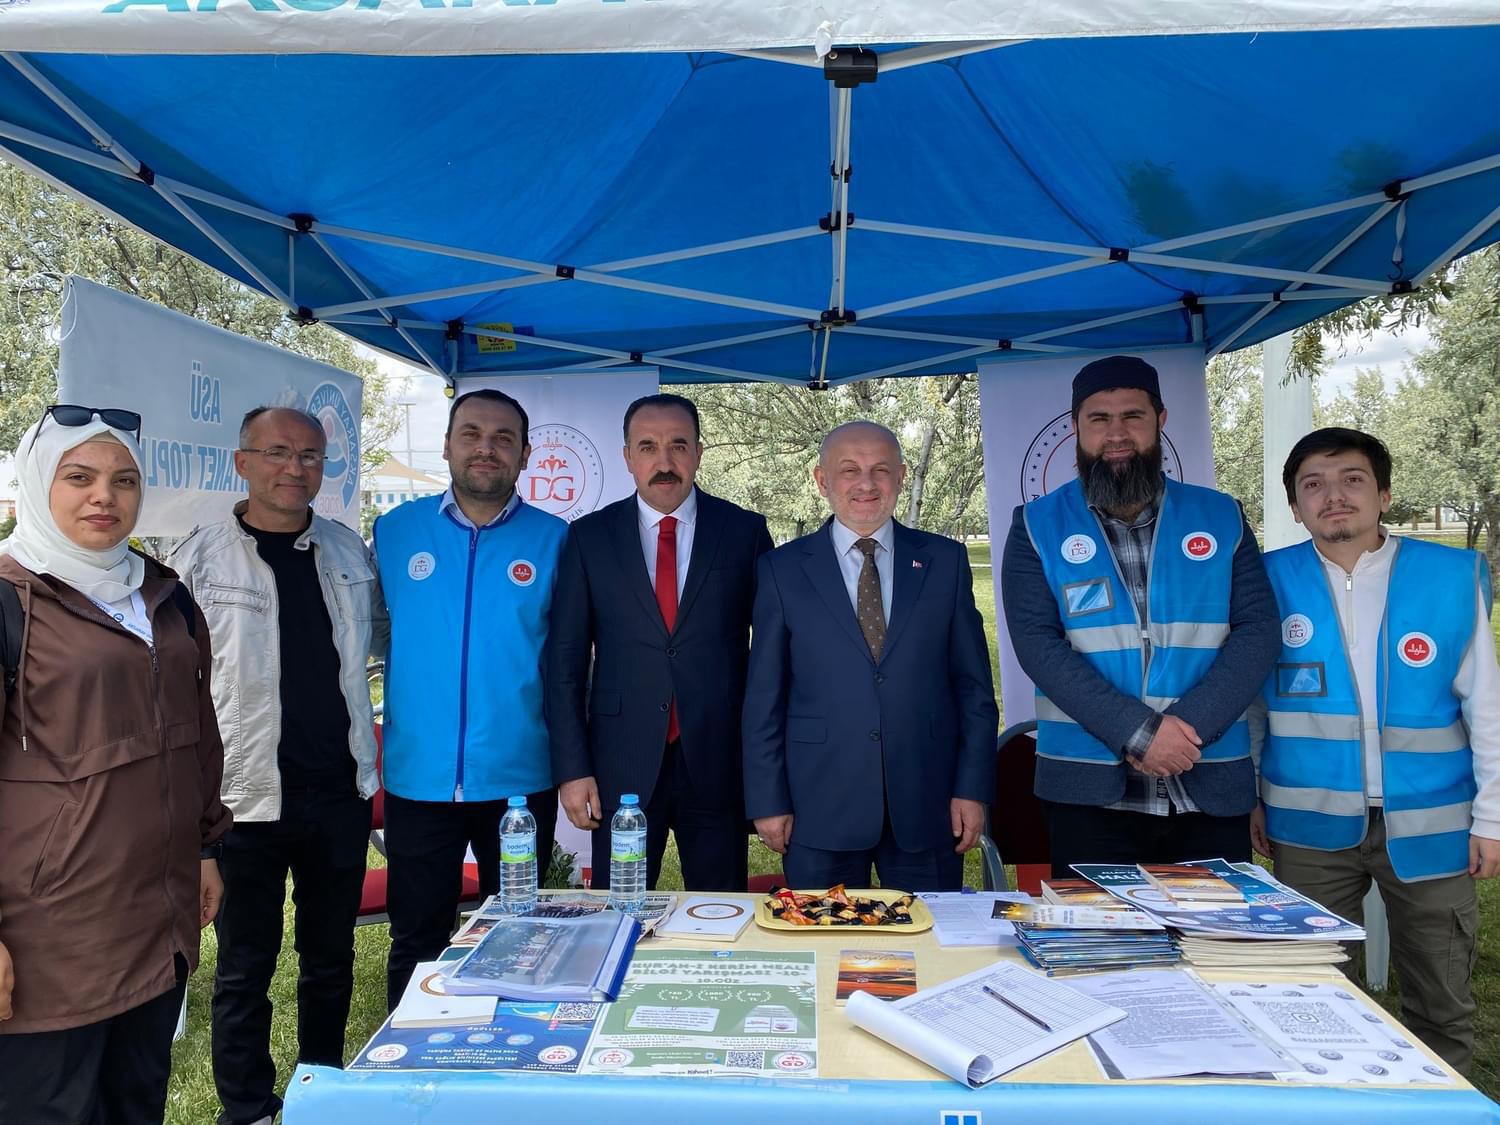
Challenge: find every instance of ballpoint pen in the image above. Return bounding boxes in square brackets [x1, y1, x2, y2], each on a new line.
[981, 984, 1054, 1032]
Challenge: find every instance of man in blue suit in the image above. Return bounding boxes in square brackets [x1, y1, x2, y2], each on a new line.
[741, 421, 998, 891]
[546, 394, 773, 891]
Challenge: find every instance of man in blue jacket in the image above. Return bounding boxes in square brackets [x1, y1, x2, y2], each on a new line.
[373, 389, 567, 1009]
[1001, 355, 1280, 877]
[742, 421, 997, 891]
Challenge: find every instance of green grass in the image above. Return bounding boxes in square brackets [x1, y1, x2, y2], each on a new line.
[164, 540, 1498, 1119]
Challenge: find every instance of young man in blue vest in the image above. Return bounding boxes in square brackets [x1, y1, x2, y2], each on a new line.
[372, 389, 568, 1010]
[1002, 355, 1280, 877]
[1251, 427, 1499, 1072]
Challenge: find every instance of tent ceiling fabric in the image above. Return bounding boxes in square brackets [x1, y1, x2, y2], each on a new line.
[2, 24, 1499, 385]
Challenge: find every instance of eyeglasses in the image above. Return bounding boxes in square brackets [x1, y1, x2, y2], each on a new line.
[29, 404, 143, 455]
[240, 447, 328, 468]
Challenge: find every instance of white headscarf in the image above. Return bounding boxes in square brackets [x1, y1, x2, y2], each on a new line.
[2, 413, 147, 601]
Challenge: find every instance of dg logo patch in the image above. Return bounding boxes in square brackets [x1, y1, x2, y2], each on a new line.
[1060, 534, 1097, 564]
[509, 559, 537, 587]
[1397, 631, 1436, 668]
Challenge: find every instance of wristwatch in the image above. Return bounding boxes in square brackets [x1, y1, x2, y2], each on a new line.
[200, 842, 224, 861]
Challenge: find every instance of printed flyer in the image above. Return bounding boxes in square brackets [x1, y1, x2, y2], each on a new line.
[349, 1000, 603, 1073]
[580, 949, 819, 1078]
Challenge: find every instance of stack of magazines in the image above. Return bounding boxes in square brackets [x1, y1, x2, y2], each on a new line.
[993, 902, 1179, 974]
[1069, 859, 1362, 970]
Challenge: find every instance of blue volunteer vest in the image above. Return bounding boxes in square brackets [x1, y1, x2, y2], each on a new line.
[374, 496, 567, 803]
[1261, 537, 1488, 882]
[1024, 477, 1248, 768]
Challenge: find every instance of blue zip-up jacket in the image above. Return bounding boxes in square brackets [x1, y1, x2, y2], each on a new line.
[374, 495, 567, 803]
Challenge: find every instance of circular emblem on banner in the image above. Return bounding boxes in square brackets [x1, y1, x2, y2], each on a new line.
[773, 1052, 812, 1071]
[1019, 410, 1184, 501]
[366, 1043, 408, 1063]
[1282, 613, 1314, 648]
[1060, 534, 1097, 564]
[1398, 631, 1437, 667]
[523, 423, 604, 522]
[308, 381, 360, 514]
[509, 559, 536, 587]
[538, 1045, 578, 1065]
[1182, 531, 1217, 560]
[408, 551, 436, 582]
[592, 1048, 634, 1069]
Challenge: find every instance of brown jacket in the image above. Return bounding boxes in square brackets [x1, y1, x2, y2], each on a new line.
[0, 553, 231, 1033]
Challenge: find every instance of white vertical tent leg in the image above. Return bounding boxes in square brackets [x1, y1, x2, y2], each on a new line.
[1261, 333, 1390, 990]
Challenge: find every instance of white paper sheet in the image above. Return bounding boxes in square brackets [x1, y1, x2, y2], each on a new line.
[918, 891, 1031, 947]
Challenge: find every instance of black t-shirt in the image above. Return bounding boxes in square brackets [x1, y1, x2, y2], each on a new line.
[238, 515, 355, 793]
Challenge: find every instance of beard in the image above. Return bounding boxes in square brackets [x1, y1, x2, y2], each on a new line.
[453, 458, 518, 503]
[1077, 438, 1163, 514]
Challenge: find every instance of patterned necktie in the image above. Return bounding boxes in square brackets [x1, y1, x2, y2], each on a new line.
[655, 516, 680, 742]
[854, 537, 886, 662]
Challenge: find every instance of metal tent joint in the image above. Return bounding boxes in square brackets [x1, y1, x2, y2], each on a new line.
[555, 264, 576, 279]
[820, 307, 857, 326]
[291, 306, 318, 326]
[823, 47, 878, 89]
[289, 212, 316, 233]
[829, 162, 853, 183]
[133, 161, 155, 187]
[819, 211, 855, 232]
[1383, 179, 1410, 202]
[630, 351, 643, 364]
[1181, 293, 1203, 312]
[1390, 279, 1416, 294]
[1108, 247, 1130, 262]
[445, 319, 464, 341]
[998, 339, 1013, 350]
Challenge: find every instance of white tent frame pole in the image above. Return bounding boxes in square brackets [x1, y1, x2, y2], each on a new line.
[1416, 200, 1500, 284]
[546, 325, 812, 374]
[310, 231, 448, 378]
[880, 40, 1024, 71]
[861, 258, 1106, 319]
[1017, 301, 1186, 344]
[0, 118, 128, 175]
[846, 344, 1002, 382]
[288, 231, 296, 308]
[1207, 200, 1398, 358]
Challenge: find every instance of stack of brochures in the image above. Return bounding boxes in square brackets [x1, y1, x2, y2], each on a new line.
[444, 909, 641, 1001]
[1070, 859, 1362, 970]
[993, 902, 1179, 975]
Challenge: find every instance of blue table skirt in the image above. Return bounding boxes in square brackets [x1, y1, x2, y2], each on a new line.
[285, 1064, 1500, 1123]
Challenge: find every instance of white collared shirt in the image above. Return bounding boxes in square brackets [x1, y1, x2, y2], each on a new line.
[638, 487, 698, 600]
[440, 487, 519, 531]
[829, 517, 894, 624]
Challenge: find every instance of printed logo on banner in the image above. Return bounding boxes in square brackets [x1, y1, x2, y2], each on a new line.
[1282, 614, 1314, 648]
[408, 552, 436, 582]
[509, 559, 537, 587]
[1020, 411, 1184, 501]
[1060, 534, 1096, 564]
[1398, 632, 1437, 668]
[940, 1113, 981, 1125]
[308, 381, 360, 510]
[524, 423, 605, 522]
[1182, 531, 1217, 560]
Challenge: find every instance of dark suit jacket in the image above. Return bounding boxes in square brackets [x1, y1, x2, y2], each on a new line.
[545, 488, 774, 811]
[741, 520, 999, 853]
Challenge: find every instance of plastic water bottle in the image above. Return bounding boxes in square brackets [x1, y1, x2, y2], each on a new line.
[609, 794, 648, 915]
[498, 796, 538, 915]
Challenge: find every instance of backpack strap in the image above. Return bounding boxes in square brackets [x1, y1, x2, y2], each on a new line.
[0, 578, 22, 699]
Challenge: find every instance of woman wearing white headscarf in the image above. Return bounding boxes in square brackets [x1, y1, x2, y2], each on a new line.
[0, 406, 231, 1124]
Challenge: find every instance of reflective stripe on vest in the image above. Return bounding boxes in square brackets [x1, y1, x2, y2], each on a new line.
[1024, 477, 1247, 768]
[1260, 537, 1481, 882]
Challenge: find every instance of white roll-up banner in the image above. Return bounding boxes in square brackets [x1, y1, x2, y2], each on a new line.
[57, 276, 364, 538]
[977, 347, 1215, 727]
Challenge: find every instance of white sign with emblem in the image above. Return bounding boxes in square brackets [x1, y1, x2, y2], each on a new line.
[978, 347, 1216, 723]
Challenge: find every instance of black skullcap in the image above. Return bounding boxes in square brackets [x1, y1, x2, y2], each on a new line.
[1071, 355, 1162, 416]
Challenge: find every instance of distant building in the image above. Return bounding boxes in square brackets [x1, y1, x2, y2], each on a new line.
[362, 457, 446, 514]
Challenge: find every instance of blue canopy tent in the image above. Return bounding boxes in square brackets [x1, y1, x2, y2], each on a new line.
[2, 3, 1500, 387]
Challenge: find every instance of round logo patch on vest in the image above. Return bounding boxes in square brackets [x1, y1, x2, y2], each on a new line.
[1282, 613, 1315, 648]
[1182, 531, 1218, 560]
[1061, 534, 1097, 564]
[1398, 631, 1437, 668]
[407, 551, 436, 582]
[509, 559, 537, 587]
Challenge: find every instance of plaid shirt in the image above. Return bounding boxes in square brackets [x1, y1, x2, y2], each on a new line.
[1092, 489, 1199, 816]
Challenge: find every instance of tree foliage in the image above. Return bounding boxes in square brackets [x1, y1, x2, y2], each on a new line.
[0, 161, 402, 463]
[1205, 345, 1266, 524]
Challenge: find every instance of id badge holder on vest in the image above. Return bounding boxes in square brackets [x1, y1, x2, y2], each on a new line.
[1061, 577, 1114, 618]
[1276, 662, 1327, 698]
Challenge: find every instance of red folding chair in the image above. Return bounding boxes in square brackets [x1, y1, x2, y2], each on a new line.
[978, 721, 1051, 894]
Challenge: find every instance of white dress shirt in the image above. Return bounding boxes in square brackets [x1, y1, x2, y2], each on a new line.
[829, 517, 894, 624]
[440, 486, 519, 530]
[1250, 530, 1500, 840]
[638, 487, 697, 601]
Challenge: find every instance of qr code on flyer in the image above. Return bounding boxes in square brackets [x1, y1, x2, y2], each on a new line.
[553, 1002, 602, 1021]
[1253, 1000, 1360, 1043]
[725, 1050, 767, 1069]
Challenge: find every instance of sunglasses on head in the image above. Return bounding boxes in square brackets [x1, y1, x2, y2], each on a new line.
[29, 404, 143, 456]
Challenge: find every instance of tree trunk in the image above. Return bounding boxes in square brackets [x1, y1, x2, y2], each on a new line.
[905, 422, 938, 527]
[1485, 499, 1500, 609]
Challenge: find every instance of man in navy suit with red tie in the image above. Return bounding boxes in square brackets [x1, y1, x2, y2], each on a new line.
[546, 394, 773, 891]
[742, 421, 999, 890]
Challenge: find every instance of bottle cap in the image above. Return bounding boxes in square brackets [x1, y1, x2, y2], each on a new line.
[621, 793, 639, 806]
[508, 795, 528, 807]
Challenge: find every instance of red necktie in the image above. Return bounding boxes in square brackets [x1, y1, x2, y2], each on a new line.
[655, 516, 680, 743]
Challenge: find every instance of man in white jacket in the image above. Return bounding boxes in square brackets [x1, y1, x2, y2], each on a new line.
[1251, 427, 1499, 1074]
[171, 406, 381, 1125]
